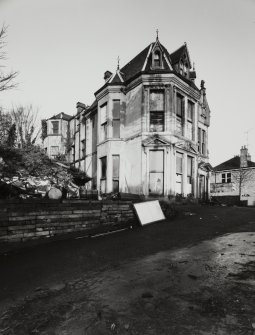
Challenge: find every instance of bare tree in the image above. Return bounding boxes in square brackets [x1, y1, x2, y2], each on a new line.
[232, 167, 255, 199]
[0, 25, 18, 91]
[10, 105, 40, 148]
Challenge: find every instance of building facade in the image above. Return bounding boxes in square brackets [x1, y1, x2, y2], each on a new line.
[43, 112, 72, 159]
[43, 37, 212, 199]
[210, 146, 255, 206]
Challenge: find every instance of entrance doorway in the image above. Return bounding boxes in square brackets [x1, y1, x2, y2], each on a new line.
[199, 174, 206, 200]
[149, 150, 164, 196]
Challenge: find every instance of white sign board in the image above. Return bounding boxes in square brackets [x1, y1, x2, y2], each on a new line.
[133, 200, 165, 226]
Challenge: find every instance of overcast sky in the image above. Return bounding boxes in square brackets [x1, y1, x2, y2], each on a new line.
[0, 0, 254, 166]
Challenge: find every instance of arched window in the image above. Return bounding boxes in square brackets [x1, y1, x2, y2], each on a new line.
[154, 50, 161, 68]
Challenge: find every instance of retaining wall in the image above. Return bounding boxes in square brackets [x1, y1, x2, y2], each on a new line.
[0, 199, 137, 244]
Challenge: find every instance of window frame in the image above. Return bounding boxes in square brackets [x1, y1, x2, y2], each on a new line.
[100, 103, 107, 142]
[176, 152, 183, 194]
[112, 99, 120, 138]
[100, 156, 107, 194]
[51, 121, 59, 135]
[187, 100, 194, 140]
[112, 155, 120, 193]
[81, 139, 86, 159]
[149, 89, 165, 132]
[222, 172, 231, 183]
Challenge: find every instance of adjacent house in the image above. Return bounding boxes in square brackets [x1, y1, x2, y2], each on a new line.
[210, 146, 255, 206]
[43, 36, 212, 200]
[43, 112, 72, 159]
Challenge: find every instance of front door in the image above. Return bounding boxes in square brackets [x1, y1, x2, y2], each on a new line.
[149, 150, 164, 196]
[199, 174, 205, 199]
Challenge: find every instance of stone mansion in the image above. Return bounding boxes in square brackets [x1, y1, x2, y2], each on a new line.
[43, 36, 211, 199]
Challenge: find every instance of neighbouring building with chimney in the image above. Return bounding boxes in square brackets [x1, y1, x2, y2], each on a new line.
[43, 35, 212, 200]
[210, 146, 255, 206]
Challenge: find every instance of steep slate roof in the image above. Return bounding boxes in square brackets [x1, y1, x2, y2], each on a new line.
[120, 44, 151, 83]
[95, 40, 199, 95]
[49, 113, 73, 121]
[214, 156, 255, 171]
[169, 44, 187, 64]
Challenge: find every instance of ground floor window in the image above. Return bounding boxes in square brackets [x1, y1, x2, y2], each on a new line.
[50, 146, 59, 159]
[150, 112, 164, 132]
[100, 156, 107, 193]
[187, 156, 194, 194]
[112, 155, 120, 193]
[222, 172, 231, 183]
[149, 150, 164, 195]
[175, 152, 183, 194]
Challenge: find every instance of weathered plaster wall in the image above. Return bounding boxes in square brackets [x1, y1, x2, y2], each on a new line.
[123, 137, 142, 194]
[124, 84, 142, 137]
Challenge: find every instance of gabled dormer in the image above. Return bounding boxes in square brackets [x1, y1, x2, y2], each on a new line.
[151, 39, 164, 69]
[170, 43, 193, 79]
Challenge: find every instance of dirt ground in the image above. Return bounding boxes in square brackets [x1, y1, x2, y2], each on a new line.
[0, 204, 255, 334]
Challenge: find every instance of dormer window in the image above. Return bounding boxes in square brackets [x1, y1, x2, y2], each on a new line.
[180, 61, 184, 75]
[179, 55, 189, 78]
[179, 57, 189, 77]
[154, 51, 160, 67]
[152, 49, 162, 69]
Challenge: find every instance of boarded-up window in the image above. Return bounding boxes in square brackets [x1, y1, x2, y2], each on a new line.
[100, 103, 107, 142]
[176, 94, 184, 118]
[149, 150, 164, 195]
[176, 152, 183, 174]
[198, 127, 201, 152]
[176, 94, 184, 136]
[187, 156, 193, 194]
[150, 90, 164, 132]
[101, 156, 107, 179]
[202, 130, 206, 155]
[176, 152, 183, 194]
[187, 101, 194, 121]
[100, 104, 107, 124]
[112, 155, 120, 192]
[187, 101, 194, 141]
[150, 90, 164, 111]
[154, 51, 161, 68]
[113, 100, 120, 138]
[100, 156, 107, 194]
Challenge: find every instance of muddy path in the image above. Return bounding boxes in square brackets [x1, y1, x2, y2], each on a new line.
[0, 206, 255, 334]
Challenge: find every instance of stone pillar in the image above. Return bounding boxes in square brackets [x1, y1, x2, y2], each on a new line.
[165, 85, 171, 132]
[183, 153, 187, 196]
[142, 86, 149, 132]
[172, 86, 176, 134]
[108, 98, 113, 139]
[183, 96, 187, 138]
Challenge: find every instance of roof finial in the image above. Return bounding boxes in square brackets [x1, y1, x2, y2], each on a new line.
[156, 28, 159, 40]
[117, 56, 120, 70]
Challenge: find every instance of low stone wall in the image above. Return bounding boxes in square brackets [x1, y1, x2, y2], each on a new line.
[211, 195, 245, 206]
[0, 199, 137, 244]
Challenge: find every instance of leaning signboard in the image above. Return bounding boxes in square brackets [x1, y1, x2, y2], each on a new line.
[133, 200, 165, 226]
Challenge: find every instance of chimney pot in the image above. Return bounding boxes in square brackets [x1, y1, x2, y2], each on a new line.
[104, 71, 112, 81]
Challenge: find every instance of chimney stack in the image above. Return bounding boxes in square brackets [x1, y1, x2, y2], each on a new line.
[240, 145, 248, 168]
